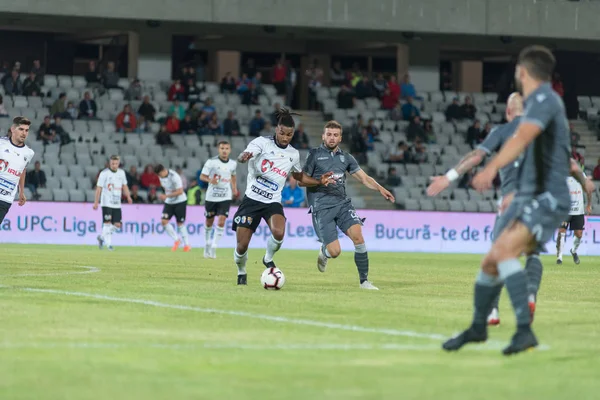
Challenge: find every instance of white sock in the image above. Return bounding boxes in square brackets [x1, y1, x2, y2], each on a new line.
[178, 225, 189, 246]
[557, 233, 564, 259]
[234, 250, 248, 275]
[573, 236, 581, 252]
[163, 223, 178, 241]
[103, 224, 113, 247]
[205, 226, 213, 247]
[212, 225, 225, 248]
[110, 225, 118, 234]
[264, 235, 283, 263]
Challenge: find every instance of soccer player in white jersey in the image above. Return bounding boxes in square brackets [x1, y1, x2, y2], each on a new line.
[200, 141, 238, 258]
[233, 108, 334, 285]
[0, 117, 34, 222]
[155, 164, 191, 252]
[557, 160, 592, 265]
[93, 155, 132, 251]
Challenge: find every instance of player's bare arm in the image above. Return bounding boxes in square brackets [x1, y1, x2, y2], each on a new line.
[351, 169, 395, 202]
[200, 173, 218, 185]
[93, 186, 102, 210]
[237, 152, 253, 163]
[427, 148, 486, 196]
[291, 171, 334, 187]
[231, 175, 239, 197]
[570, 158, 596, 197]
[122, 184, 133, 204]
[473, 123, 541, 191]
[159, 187, 183, 202]
[17, 171, 27, 206]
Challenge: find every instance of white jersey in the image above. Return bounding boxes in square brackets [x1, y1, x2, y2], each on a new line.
[97, 168, 128, 209]
[159, 169, 187, 204]
[567, 175, 585, 215]
[201, 157, 237, 203]
[0, 137, 34, 204]
[243, 136, 301, 204]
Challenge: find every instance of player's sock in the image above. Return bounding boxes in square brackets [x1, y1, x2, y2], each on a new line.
[178, 225, 189, 246]
[205, 226, 213, 245]
[472, 270, 502, 331]
[489, 290, 501, 312]
[234, 249, 248, 275]
[163, 224, 178, 241]
[572, 236, 581, 253]
[498, 258, 531, 327]
[321, 244, 332, 258]
[103, 224, 113, 248]
[354, 243, 369, 283]
[264, 235, 283, 263]
[212, 225, 225, 248]
[556, 232, 563, 259]
[524, 254, 543, 298]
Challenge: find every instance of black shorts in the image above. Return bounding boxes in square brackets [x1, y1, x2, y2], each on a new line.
[162, 201, 187, 223]
[205, 200, 232, 218]
[561, 214, 585, 231]
[312, 202, 363, 246]
[231, 196, 285, 232]
[102, 207, 122, 224]
[0, 200, 11, 222]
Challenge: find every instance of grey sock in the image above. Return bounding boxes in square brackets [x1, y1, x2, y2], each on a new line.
[525, 254, 543, 299]
[489, 289, 502, 311]
[472, 271, 502, 328]
[498, 258, 530, 327]
[354, 243, 368, 283]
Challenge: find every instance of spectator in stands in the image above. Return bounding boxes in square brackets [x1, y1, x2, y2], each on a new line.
[52, 116, 73, 145]
[237, 73, 252, 104]
[102, 61, 122, 90]
[389, 103, 403, 121]
[220, 72, 237, 94]
[285, 61, 297, 107]
[350, 128, 369, 164]
[50, 93, 68, 119]
[401, 96, 420, 121]
[183, 66, 196, 84]
[386, 141, 411, 164]
[381, 88, 398, 110]
[306, 59, 323, 110]
[38, 116, 59, 145]
[388, 75, 401, 101]
[79, 91, 98, 120]
[147, 187, 159, 204]
[385, 167, 402, 188]
[180, 114, 197, 135]
[165, 112, 181, 133]
[85, 61, 102, 91]
[156, 125, 174, 146]
[249, 110, 265, 137]
[187, 102, 200, 122]
[479, 122, 492, 143]
[126, 79, 143, 101]
[168, 79, 185, 101]
[423, 120, 436, 144]
[168, 99, 185, 121]
[223, 111, 241, 136]
[336, 83, 355, 109]
[355, 76, 374, 100]
[572, 148, 584, 168]
[260, 121, 273, 136]
[330, 61, 346, 87]
[185, 78, 201, 102]
[4, 70, 22, 96]
[129, 184, 145, 204]
[207, 113, 222, 135]
[116, 104, 138, 133]
[31, 59, 44, 86]
[138, 95, 156, 132]
[460, 96, 477, 120]
[252, 71, 264, 95]
[291, 123, 310, 149]
[141, 165, 160, 190]
[445, 97, 462, 121]
[66, 102, 78, 120]
[570, 122, 584, 149]
[197, 111, 209, 135]
[281, 175, 305, 208]
[366, 118, 380, 143]
[411, 138, 428, 164]
[126, 166, 141, 187]
[0, 61, 9, 75]
[349, 64, 362, 87]
[400, 73, 417, 100]
[552, 72, 564, 97]
[406, 116, 426, 142]
[243, 58, 257, 78]
[26, 161, 46, 199]
[372, 73, 387, 98]
[272, 59, 287, 95]
[0, 95, 9, 118]
[466, 120, 481, 149]
[593, 158, 600, 181]
[23, 72, 40, 97]
[201, 98, 216, 116]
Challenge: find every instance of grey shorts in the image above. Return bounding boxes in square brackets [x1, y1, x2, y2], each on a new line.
[311, 202, 363, 246]
[494, 193, 568, 253]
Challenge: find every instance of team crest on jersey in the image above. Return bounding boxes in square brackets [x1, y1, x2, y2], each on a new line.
[241, 216, 246, 224]
[340, 155, 345, 163]
[234, 216, 241, 224]
[247, 217, 253, 224]
[0, 159, 7, 173]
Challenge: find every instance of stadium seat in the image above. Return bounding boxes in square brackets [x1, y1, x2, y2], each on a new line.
[53, 189, 69, 202]
[405, 199, 419, 211]
[477, 201, 493, 213]
[434, 199, 450, 211]
[419, 199, 435, 211]
[77, 177, 92, 190]
[464, 202, 478, 213]
[68, 190, 85, 202]
[448, 200, 465, 212]
[36, 188, 52, 201]
[59, 177, 77, 191]
[85, 190, 96, 203]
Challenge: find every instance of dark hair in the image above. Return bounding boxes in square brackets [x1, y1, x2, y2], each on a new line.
[274, 107, 301, 129]
[12, 116, 31, 126]
[217, 141, 230, 147]
[154, 164, 166, 174]
[517, 45, 555, 82]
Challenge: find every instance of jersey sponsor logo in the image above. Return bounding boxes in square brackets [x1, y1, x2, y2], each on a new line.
[0, 159, 20, 176]
[0, 177, 16, 192]
[256, 176, 279, 191]
[261, 159, 288, 177]
[251, 185, 274, 200]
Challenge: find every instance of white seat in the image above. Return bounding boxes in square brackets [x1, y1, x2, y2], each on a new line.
[59, 177, 77, 191]
[36, 188, 53, 201]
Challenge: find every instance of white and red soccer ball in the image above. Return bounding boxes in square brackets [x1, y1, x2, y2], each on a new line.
[260, 267, 285, 290]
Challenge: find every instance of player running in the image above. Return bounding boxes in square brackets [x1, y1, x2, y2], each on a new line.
[233, 108, 334, 285]
[94, 155, 132, 251]
[444, 45, 593, 355]
[556, 162, 592, 265]
[301, 120, 394, 290]
[200, 141, 238, 258]
[0, 117, 34, 223]
[155, 164, 191, 252]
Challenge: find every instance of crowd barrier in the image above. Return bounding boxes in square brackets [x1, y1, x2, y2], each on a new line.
[1, 202, 599, 255]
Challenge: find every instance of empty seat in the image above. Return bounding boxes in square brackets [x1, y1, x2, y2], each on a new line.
[59, 177, 77, 191]
[36, 188, 52, 201]
[477, 201, 493, 213]
[77, 177, 92, 190]
[434, 199, 450, 211]
[68, 190, 85, 202]
[448, 200, 465, 212]
[464, 201, 478, 213]
[404, 199, 419, 211]
[419, 199, 435, 211]
[85, 190, 97, 202]
[53, 189, 69, 202]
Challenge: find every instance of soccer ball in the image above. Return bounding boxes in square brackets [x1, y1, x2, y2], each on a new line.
[260, 267, 285, 290]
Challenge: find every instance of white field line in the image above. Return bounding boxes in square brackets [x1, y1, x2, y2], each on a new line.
[0, 266, 100, 277]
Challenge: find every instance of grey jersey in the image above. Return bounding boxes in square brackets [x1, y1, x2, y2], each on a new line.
[477, 116, 522, 196]
[303, 145, 361, 212]
[518, 82, 570, 206]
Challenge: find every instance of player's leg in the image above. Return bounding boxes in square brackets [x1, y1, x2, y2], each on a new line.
[556, 222, 568, 264]
[487, 215, 503, 326]
[570, 215, 584, 264]
[234, 227, 253, 285]
[107, 209, 123, 251]
[175, 202, 190, 252]
[231, 199, 262, 285]
[313, 208, 342, 272]
[0, 201, 10, 224]
[204, 202, 216, 258]
[263, 213, 286, 267]
[161, 205, 180, 250]
[211, 201, 231, 258]
[524, 251, 543, 321]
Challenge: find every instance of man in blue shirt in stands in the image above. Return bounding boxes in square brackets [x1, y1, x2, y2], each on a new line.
[281, 175, 305, 208]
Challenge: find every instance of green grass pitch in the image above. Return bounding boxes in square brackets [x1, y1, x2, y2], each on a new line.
[0, 244, 599, 400]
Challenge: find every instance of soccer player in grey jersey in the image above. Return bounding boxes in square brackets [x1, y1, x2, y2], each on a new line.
[444, 45, 594, 356]
[301, 120, 394, 290]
